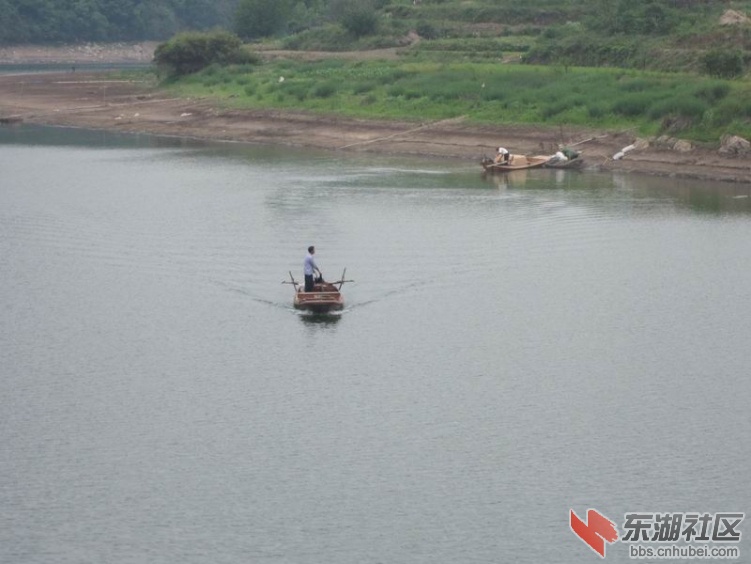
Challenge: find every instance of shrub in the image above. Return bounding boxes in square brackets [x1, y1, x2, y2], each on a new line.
[612, 93, 653, 117]
[525, 31, 644, 68]
[353, 82, 377, 94]
[329, 0, 380, 38]
[387, 84, 405, 97]
[541, 96, 584, 120]
[341, 9, 379, 37]
[415, 22, 439, 40]
[281, 24, 355, 51]
[154, 31, 256, 77]
[701, 49, 744, 79]
[282, 81, 311, 100]
[587, 103, 607, 119]
[708, 97, 751, 127]
[648, 96, 708, 121]
[618, 77, 655, 92]
[694, 82, 730, 103]
[311, 82, 337, 98]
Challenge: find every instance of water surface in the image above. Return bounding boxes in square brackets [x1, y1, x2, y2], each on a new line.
[2, 125, 750, 563]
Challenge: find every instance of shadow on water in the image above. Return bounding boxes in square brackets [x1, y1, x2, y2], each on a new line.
[296, 311, 343, 327]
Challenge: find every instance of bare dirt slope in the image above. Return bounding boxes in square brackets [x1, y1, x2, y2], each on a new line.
[2, 70, 751, 183]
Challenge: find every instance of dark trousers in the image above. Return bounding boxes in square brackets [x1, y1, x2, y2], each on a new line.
[304, 274, 314, 292]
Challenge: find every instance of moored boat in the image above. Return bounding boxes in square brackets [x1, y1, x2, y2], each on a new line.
[543, 156, 585, 169]
[285, 269, 352, 314]
[481, 154, 549, 173]
[542, 148, 584, 169]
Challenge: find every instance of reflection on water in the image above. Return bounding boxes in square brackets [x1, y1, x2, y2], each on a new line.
[0, 62, 150, 75]
[481, 165, 751, 214]
[610, 172, 751, 214]
[2, 125, 751, 564]
[0, 122, 214, 149]
[482, 168, 537, 190]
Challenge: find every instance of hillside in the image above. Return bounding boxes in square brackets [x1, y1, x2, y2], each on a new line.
[255, 0, 751, 76]
[3, 0, 751, 76]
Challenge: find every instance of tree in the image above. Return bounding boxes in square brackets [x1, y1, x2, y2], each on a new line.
[175, 0, 227, 31]
[96, 0, 138, 39]
[0, 0, 24, 43]
[702, 49, 744, 79]
[0, 0, 242, 44]
[234, 0, 291, 40]
[60, 0, 109, 42]
[329, 0, 379, 37]
[153, 30, 256, 77]
[135, 1, 179, 39]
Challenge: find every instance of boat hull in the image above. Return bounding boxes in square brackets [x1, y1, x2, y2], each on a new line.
[293, 284, 344, 313]
[286, 272, 351, 315]
[481, 155, 548, 173]
[543, 156, 585, 169]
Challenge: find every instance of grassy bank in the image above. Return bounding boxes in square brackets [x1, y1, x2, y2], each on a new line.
[163, 59, 751, 143]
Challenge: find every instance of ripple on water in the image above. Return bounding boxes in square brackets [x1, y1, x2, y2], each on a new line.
[3, 134, 751, 564]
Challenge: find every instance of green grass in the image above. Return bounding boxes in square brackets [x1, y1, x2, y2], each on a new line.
[166, 59, 751, 142]
[155, 0, 751, 144]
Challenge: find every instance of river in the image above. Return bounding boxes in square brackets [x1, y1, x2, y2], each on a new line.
[1, 125, 749, 563]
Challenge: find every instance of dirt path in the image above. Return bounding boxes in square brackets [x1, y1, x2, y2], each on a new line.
[2, 70, 751, 183]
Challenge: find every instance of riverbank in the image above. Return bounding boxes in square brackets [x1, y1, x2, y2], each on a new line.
[2, 70, 751, 183]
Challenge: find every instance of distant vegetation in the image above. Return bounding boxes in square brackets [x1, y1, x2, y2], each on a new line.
[5, 0, 751, 143]
[4, 0, 751, 76]
[0, 0, 240, 43]
[3, 0, 750, 78]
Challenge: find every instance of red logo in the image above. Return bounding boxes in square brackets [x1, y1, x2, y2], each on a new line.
[570, 508, 619, 557]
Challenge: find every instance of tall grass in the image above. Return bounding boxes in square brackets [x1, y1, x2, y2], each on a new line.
[167, 59, 751, 142]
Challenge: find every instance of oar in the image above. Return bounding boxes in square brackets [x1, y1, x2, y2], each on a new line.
[282, 271, 300, 291]
[333, 269, 354, 290]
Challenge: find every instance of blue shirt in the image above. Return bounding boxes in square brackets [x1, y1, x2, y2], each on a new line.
[304, 253, 318, 276]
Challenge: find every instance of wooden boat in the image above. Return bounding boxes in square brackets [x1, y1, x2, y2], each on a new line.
[481, 154, 549, 173]
[543, 156, 585, 169]
[542, 149, 584, 169]
[285, 269, 352, 314]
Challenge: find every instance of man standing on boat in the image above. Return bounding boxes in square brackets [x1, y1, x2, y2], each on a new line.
[304, 246, 322, 292]
[494, 147, 510, 164]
